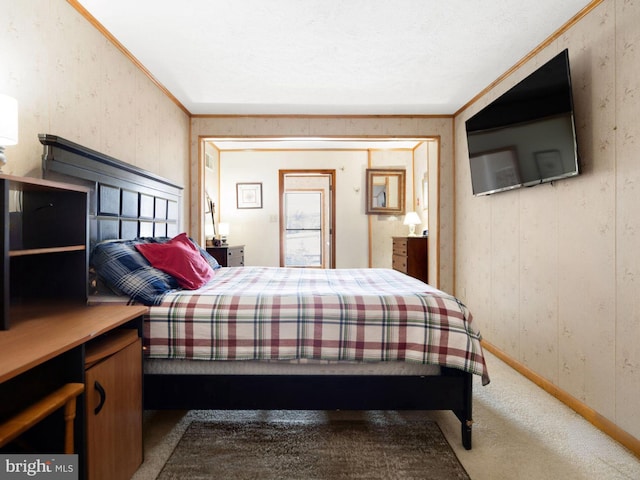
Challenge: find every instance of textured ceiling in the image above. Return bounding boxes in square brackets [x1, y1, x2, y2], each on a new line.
[75, 0, 592, 116]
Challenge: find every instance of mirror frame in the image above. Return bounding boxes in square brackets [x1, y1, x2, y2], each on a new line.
[365, 168, 406, 215]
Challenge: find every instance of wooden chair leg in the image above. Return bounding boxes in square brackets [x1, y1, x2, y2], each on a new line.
[0, 383, 84, 453]
[63, 396, 78, 454]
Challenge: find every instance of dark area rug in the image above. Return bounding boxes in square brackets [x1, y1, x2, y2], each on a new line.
[157, 416, 470, 480]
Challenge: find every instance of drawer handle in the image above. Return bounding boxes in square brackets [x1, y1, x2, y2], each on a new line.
[94, 381, 106, 415]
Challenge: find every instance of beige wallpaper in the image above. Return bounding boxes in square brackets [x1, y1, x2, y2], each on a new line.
[455, 0, 640, 441]
[191, 116, 455, 292]
[0, 0, 190, 223]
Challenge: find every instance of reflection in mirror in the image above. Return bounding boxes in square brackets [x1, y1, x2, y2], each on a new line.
[366, 168, 406, 215]
[372, 177, 388, 208]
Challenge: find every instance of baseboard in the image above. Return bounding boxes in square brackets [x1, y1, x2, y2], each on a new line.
[481, 340, 640, 459]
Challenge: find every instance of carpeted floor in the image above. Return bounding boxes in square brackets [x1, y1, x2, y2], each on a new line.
[156, 414, 469, 480]
[133, 352, 640, 479]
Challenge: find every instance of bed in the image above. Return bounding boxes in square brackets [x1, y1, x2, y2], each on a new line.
[39, 134, 489, 449]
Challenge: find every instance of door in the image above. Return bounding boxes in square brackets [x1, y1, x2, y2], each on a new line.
[85, 338, 142, 480]
[280, 170, 335, 268]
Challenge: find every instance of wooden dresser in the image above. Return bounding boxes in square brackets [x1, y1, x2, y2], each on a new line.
[207, 245, 245, 267]
[392, 236, 428, 283]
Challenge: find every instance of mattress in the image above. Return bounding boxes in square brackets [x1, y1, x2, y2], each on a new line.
[144, 358, 442, 376]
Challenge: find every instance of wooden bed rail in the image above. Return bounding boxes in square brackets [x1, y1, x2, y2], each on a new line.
[0, 383, 85, 454]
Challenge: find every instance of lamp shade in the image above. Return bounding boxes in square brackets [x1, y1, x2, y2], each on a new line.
[403, 211, 421, 226]
[403, 211, 421, 237]
[0, 95, 18, 146]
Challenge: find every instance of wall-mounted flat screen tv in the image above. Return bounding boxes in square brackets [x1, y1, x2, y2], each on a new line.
[465, 49, 580, 196]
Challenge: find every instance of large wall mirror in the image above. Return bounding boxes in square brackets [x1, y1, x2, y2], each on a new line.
[365, 168, 406, 215]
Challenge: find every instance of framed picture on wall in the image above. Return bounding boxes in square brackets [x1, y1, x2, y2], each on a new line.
[236, 182, 263, 209]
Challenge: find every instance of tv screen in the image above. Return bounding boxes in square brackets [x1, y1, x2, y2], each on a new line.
[465, 49, 579, 196]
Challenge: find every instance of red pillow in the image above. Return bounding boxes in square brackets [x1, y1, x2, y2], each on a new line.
[135, 233, 214, 289]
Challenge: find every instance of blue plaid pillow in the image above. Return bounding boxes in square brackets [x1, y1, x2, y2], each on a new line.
[91, 236, 219, 305]
[91, 239, 178, 305]
[193, 241, 221, 271]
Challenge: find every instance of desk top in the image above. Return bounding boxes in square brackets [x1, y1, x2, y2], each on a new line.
[0, 304, 148, 383]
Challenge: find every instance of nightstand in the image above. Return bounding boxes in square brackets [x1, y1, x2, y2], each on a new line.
[207, 245, 245, 267]
[392, 236, 428, 283]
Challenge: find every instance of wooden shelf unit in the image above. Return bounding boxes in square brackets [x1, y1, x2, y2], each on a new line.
[1, 174, 90, 330]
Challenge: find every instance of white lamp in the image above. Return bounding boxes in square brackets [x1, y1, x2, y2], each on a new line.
[0, 94, 19, 173]
[218, 222, 230, 245]
[403, 211, 421, 237]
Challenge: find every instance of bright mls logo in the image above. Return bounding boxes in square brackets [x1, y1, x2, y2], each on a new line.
[0, 455, 77, 479]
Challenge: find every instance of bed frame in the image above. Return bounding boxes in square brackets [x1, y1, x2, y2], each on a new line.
[39, 134, 475, 449]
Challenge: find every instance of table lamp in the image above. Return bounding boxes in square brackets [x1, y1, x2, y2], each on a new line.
[218, 222, 230, 245]
[403, 211, 421, 237]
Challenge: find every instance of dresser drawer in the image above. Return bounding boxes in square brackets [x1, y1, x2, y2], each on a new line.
[207, 245, 245, 267]
[392, 254, 408, 273]
[393, 238, 408, 256]
[226, 247, 244, 267]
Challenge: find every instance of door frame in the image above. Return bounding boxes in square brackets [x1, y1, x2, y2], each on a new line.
[279, 169, 336, 268]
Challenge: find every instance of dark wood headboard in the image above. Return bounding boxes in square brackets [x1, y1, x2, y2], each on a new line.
[39, 134, 183, 248]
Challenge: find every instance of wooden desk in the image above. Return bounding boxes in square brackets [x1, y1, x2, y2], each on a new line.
[0, 303, 147, 480]
[0, 304, 147, 383]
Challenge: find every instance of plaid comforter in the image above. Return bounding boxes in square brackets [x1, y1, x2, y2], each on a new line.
[145, 267, 489, 385]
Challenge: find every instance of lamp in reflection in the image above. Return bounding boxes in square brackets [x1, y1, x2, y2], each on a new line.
[218, 222, 230, 246]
